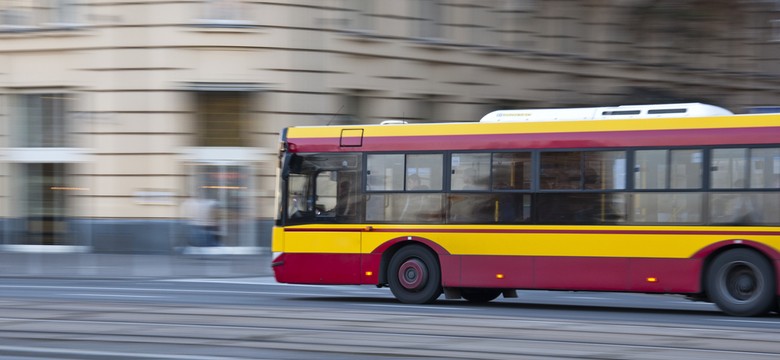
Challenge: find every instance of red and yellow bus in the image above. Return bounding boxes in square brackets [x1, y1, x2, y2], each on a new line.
[271, 103, 780, 316]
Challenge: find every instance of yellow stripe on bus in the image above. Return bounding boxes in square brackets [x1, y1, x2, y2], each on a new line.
[276, 225, 780, 259]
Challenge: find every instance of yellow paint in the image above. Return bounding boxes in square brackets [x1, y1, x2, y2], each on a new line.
[283, 230, 361, 254]
[274, 224, 780, 259]
[271, 226, 285, 252]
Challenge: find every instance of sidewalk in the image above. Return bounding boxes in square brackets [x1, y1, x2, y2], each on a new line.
[0, 251, 274, 279]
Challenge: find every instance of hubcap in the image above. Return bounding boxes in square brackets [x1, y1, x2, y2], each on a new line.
[723, 262, 762, 302]
[398, 258, 427, 291]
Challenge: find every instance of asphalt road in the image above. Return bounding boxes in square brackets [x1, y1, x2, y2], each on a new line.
[0, 277, 779, 359]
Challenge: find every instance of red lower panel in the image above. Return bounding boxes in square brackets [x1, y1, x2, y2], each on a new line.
[273, 253, 362, 285]
[274, 252, 704, 294]
[628, 258, 701, 293]
[460, 255, 533, 288]
[457, 255, 701, 293]
[535, 257, 631, 291]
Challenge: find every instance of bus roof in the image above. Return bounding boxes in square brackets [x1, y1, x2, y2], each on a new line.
[282, 103, 780, 153]
[479, 103, 733, 123]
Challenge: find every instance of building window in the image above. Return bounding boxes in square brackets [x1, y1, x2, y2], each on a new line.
[418, 0, 441, 38]
[342, 93, 369, 124]
[12, 93, 71, 147]
[344, 0, 373, 31]
[195, 91, 251, 147]
[0, 0, 79, 28]
[500, 0, 536, 49]
[199, 0, 247, 24]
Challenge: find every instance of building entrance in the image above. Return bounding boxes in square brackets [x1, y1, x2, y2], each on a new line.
[189, 163, 254, 248]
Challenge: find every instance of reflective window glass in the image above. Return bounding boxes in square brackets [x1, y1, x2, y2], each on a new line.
[584, 151, 627, 190]
[634, 150, 667, 189]
[536, 193, 627, 224]
[451, 153, 491, 191]
[540, 152, 581, 190]
[750, 148, 780, 189]
[540, 151, 626, 190]
[492, 152, 531, 190]
[407, 154, 443, 191]
[365, 193, 444, 223]
[670, 149, 703, 189]
[631, 193, 703, 223]
[447, 193, 532, 224]
[711, 148, 747, 189]
[367, 154, 404, 191]
[710, 193, 764, 225]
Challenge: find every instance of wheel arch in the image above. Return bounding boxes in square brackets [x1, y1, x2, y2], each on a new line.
[692, 239, 780, 297]
[373, 236, 449, 286]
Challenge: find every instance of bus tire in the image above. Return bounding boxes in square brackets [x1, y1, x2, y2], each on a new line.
[461, 288, 502, 303]
[706, 248, 776, 316]
[388, 245, 442, 304]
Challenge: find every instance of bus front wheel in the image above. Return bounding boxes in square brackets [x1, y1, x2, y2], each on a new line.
[388, 245, 442, 304]
[706, 248, 776, 316]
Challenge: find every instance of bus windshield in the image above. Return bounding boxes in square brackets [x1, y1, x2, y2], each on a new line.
[284, 153, 361, 224]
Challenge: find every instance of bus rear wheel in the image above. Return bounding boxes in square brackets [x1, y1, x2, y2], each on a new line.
[706, 248, 776, 316]
[388, 245, 442, 304]
[461, 288, 502, 303]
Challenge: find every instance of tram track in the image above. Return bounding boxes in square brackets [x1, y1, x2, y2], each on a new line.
[1, 299, 779, 359]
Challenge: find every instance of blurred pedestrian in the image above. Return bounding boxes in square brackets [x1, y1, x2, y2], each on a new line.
[180, 195, 220, 247]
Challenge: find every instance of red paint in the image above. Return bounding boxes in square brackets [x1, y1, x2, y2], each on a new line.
[369, 236, 452, 255]
[459, 255, 533, 288]
[272, 252, 362, 285]
[628, 258, 701, 292]
[361, 253, 381, 284]
[289, 127, 780, 153]
[439, 254, 460, 287]
[535, 257, 631, 290]
[274, 252, 706, 294]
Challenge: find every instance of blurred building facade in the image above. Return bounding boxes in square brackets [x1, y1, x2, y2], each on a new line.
[1, 0, 779, 253]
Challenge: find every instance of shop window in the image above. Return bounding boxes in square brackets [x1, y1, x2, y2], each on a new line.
[195, 91, 251, 147]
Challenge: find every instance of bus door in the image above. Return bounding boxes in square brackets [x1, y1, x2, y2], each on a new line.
[283, 156, 363, 284]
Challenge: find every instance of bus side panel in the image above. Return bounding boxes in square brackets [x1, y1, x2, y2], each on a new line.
[361, 253, 381, 285]
[275, 253, 362, 284]
[535, 257, 630, 291]
[275, 230, 362, 285]
[459, 255, 533, 288]
[628, 258, 701, 293]
[439, 254, 461, 287]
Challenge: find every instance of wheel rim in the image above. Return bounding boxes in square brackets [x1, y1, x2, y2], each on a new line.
[397, 258, 427, 291]
[719, 261, 764, 303]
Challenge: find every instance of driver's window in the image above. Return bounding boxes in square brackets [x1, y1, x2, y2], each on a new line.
[287, 174, 310, 217]
[315, 171, 338, 216]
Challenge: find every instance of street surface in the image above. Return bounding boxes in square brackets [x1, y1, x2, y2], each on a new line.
[0, 277, 779, 359]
